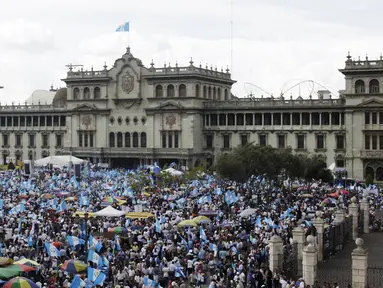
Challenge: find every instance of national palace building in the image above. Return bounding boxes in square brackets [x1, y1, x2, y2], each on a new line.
[1, 48, 382, 181]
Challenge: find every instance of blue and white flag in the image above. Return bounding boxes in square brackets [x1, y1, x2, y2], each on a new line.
[70, 275, 85, 288]
[44, 242, 60, 257]
[116, 22, 129, 32]
[88, 250, 101, 265]
[87, 267, 107, 285]
[67, 236, 85, 247]
[115, 235, 121, 251]
[80, 196, 90, 206]
[27, 235, 33, 247]
[155, 218, 161, 233]
[0, 199, 3, 209]
[200, 226, 207, 242]
[57, 200, 67, 213]
[175, 266, 186, 278]
[89, 235, 102, 252]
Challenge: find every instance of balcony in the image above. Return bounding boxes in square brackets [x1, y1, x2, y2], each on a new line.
[360, 150, 383, 159]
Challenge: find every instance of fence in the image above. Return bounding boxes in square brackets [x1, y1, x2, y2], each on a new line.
[367, 265, 383, 288]
[316, 264, 352, 287]
[282, 242, 298, 279]
[323, 216, 353, 260]
[358, 209, 364, 235]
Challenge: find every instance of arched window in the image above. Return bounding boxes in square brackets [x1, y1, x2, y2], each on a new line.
[73, 88, 80, 100]
[155, 85, 163, 97]
[94, 87, 101, 99]
[141, 132, 147, 148]
[224, 89, 229, 100]
[217, 88, 221, 100]
[179, 84, 187, 97]
[117, 132, 123, 147]
[109, 132, 115, 147]
[355, 80, 365, 94]
[167, 85, 175, 97]
[196, 84, 200, 97]
[377, 167, 383, 181]
[132, 132, 139, 147]
[213, 87, 216, 99]
[83, 87, 90, 99]
[208, 87, 212, 99]
[203, 86, 207, 98]
[365, 166, 374, 179]
[369, 79, 380, 93]
[125, 132, 131, 147]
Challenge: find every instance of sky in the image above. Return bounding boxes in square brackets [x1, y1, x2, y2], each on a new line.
[0, 0, 382, 102]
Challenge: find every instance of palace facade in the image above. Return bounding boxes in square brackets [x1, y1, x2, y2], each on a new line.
[1, 48, 382, 181]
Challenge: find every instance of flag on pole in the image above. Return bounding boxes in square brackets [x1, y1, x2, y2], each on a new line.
[116, 22, 130, 32]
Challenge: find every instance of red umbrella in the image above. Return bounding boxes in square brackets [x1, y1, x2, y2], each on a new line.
[52, 242, 63, 248]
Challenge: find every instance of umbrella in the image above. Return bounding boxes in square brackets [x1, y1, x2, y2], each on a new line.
[52, 242, 63, 248]
[60, 260, 87, 273]
[177, 220, 197, 228]
[40, 194, 55, 200]
[0, 265, 36, 279]
[126, 212, 154, 219]
[3, 277, 39, 288]
[192, 216, 211, 224]
[108, 227, 127, 234]
[57, 192, 70, 197]
[64, 197, 78, 202]
[239, 208, 257, 217]
[0, 258, 13, 267]
[13, 259, 40, 268]
[198, 210, 218, 216]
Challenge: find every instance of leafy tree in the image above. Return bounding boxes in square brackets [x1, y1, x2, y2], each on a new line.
[215, 143, 333, 182]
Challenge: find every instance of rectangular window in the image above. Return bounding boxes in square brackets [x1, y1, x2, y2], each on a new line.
[365, 112, 370, 124]
[223, 135, 230, 148]
[336, 135, 345, 149]
[16, 135, 22, 146]
[278, 134, 286, 149]
[316, 135, 325, 149]
[336, 159, 345, 167]
[3, 135, 8, 146]
[380, 135, 383, 150]
[78, 132, 83, 147]
[162, 133, 166, 148]
[259, 134, 267, 146]
[168, 134, 173, 148]
[372, 135, 378, 150]
[89, 133, 94, 147]
[42, 135, 48, 147]
[380, 113, 383, 125]
[365, 135, 370, 150]
[297, 135, 305, 149]
[84, 133, 88, 147]
[241, 134, 248, 147]
[372, 112, 377, 124]
[206, 135, 213, 149]
[174, 132, 179, 148]
[29, 134, 35, 147]
[56, 135, 62, 147]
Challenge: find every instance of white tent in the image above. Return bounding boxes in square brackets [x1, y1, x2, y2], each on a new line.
[34, 156, 84, 167]
[95, 206, 126, 217]
[163, 168, 184, 177]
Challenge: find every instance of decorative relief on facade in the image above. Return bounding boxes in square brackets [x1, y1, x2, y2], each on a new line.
[121, 71, 135, 94]
[82, 115, 92, 129]
[163, 113, 180, 130]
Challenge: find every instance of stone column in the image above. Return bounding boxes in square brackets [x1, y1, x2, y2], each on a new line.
[352, 238, 368, 288]
[360, 198, 370, 234]
[302, 235, 317, 286]
[293, 225, 305, 275]
[268, 235, 283, 273]
[312, 211, 325, 262]
[334, 209, 345, 225]
[349, 197, 359, 240]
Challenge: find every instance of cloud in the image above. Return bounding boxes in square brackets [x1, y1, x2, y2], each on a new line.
[0, 19, 55, 52]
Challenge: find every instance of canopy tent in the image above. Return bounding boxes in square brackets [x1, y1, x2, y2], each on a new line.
[163, 168, 183, 177]
[34, 156, 84, 167]
[95, 206, 125, 217]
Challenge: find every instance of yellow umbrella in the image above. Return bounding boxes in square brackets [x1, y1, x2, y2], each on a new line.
[126, 212, 154, 219]
[192, 216, 211, 224]
[14, 258, 40, 267]
[177, 220, 198, 228]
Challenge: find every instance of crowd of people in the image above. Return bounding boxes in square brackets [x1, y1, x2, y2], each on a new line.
[0, 162, 378, 288]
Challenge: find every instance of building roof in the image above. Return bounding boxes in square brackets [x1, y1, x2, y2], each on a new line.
[25, 90, 56, 105]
